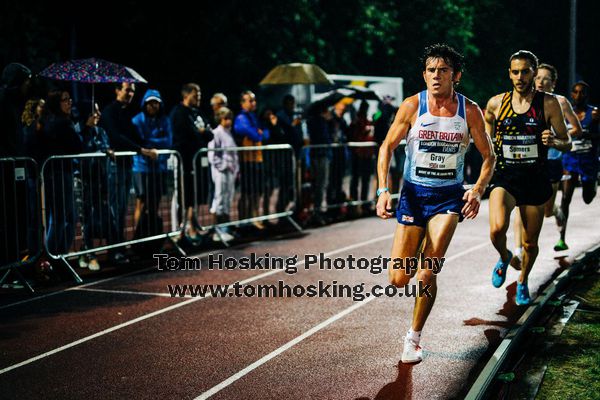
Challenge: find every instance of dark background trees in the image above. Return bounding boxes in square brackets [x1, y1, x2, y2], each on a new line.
[1, 0, 598, 111]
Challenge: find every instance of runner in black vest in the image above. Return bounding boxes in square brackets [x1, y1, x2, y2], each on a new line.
[512, 64, 582, 266]
[484, 50, 571, 305]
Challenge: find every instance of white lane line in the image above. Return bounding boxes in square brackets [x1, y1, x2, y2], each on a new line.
[0, 265, 157, 311]
[0, 232, 394, 376]
[193, 239, 487, 399]
[195, 297, 376, 400]
[75, 287, 189, 298]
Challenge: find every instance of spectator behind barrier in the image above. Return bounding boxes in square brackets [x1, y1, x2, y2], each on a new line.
[328, 100, 350, 209]
[132, 89, 173, 239]
[233, 90, 270, 230]
[260, 107, 288, 217]
[208, 107, 238, 241]
[22, 98, 46, 163]
[0, 63, 32, 157]
[100, 82, 157, 264]
[275, 94, 304, 157]
[79, 104, 117, 271]
[348, 100, 375, 211]
[210, 92, 228, 128]
[306, 101, 333, 226]
[170, 83, 213, 244]
[0, 63, 32, 274]
[41, 90, 83, 256]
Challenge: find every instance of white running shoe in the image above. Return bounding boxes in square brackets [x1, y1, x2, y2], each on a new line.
[401, 336, 423, 363]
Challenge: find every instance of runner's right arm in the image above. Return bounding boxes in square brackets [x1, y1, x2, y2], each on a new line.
[557, 95, 582, 138]
[376, 96, 417, 219]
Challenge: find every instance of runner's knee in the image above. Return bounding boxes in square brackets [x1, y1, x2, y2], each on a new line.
[416, 268, 436, 284]
[389, 270, 410, 287]
[490, 223, 508, 242]
[522, 240, 538, 253]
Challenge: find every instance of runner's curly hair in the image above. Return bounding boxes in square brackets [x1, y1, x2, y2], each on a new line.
[421, 44, 464, 73]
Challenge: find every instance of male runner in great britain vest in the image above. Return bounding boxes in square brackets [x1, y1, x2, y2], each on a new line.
[376, 44, 495, 363]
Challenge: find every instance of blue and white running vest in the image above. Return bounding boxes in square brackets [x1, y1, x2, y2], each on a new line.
[403, 90, 470, 187]
[567, 104, 597, 155]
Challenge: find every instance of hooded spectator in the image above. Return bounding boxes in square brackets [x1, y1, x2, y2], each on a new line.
[132, 89, 173, 237]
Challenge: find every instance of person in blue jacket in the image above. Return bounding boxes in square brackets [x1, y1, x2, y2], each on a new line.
[132, 89, 173, 237]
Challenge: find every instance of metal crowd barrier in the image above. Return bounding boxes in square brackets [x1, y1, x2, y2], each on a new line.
[0, 157, 42, 292]
[40, 150, 185, 282]
[300, 142, 405, 220]
[192, 144, 299, 244]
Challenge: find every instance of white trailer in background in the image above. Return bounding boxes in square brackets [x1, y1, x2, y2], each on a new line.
[261, 73, 404, 113]
[325, 74, 404, 106]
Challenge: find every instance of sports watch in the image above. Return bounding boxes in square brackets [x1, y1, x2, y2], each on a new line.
[376, 187, 389, 196]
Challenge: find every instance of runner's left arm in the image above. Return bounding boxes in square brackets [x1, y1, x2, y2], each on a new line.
[463, 101, 496, 219]
[543, 94, 571, 152]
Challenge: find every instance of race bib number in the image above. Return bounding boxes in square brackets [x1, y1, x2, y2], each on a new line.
[501, 134, 539, 165]
[415, 151, 458, 179]
[571, 139, 593, 153]
[502, 144, 538, 160]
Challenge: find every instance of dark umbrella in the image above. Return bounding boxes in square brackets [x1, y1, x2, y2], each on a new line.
[340, 85, 382, 101]
[308, 86, 382, 112]
[39, 58, 147, 112]
[309, 89, 348, 111]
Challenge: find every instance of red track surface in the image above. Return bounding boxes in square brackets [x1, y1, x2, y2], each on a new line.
[1, 189, 599, 400]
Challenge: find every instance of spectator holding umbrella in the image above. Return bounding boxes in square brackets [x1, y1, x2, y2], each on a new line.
[79, 104, 117, 271]
[275, 94, 304, 157]
[100, 82, 158, 263]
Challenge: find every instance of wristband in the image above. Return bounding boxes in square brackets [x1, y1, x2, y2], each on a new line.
[376, 187, 389, 196]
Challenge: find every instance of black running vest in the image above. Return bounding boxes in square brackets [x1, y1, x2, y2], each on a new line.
[494, 90, 548, 175]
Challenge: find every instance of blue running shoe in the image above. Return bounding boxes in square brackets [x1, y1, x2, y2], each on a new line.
[516, 281, 531, 306]
[492, 250, 512, 288]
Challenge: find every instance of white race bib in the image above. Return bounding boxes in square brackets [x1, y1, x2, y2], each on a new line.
[415, 152, 459, 179]
[571, 139, 592, 153]
[502, 144, 538, 160]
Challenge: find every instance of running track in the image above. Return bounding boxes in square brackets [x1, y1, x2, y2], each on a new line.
[1, 189, 599, 400]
